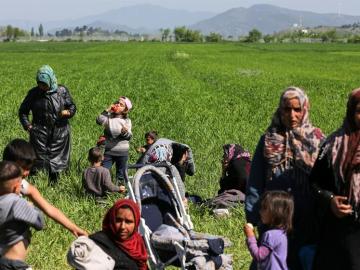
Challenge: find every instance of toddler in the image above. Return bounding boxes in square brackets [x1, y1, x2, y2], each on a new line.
[83, 147, 125, 197]
[244, 191, 294, 270]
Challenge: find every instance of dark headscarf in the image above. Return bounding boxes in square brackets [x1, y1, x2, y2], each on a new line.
[328, 88, 360, 206]
[102, 199, 148, 270]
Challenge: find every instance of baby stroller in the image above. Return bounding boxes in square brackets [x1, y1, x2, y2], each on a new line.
[125, 163, 233, 270]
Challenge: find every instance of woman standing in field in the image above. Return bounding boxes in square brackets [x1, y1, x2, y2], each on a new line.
[96, 96, 132, 184]
[310, 88, 360, 270]
[19, 65, 76, 184]
[245, 87, 325, 270]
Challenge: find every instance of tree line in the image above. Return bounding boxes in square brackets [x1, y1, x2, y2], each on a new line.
[2, 23, 360, 43]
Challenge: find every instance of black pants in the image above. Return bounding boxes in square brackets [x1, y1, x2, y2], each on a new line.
[313, 216, 360, 270]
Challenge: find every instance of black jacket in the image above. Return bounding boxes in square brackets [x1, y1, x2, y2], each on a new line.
[18, 85, 76, 173]
[90, 231, 140, 270]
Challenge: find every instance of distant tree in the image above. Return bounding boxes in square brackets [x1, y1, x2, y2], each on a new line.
[321, 29, 337, 42]
[174, 26, 187, 41]
[348, 35, 360, 43]
[161, 28, 171, 42]
[38, 23, 44, 37]
[246, 28, 262, 42]
[31, 27, 35, 37]
[184, 29, 202, 42]
[13, 27, 21, 39]
[205, 32, 222, 42]
[5, 25, 13, 40]
[263, 34, 273, 43]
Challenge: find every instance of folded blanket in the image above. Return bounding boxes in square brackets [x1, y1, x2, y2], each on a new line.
[67, 236, 115, 270]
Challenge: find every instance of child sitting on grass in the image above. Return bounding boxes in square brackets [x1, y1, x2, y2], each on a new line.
[136, 130, 158, 154]
[83, 147, 125, 198]
[244, 191, 294, 270]
[2, 138, 87, 237]
[0, 161, 44, 270]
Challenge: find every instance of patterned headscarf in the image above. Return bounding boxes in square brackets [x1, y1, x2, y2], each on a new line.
[264, 87, 325, 180]
[223, 144, 251, 164]
[327, 88, 360, 206]
[102, 199, 148, 270]
[147, 144, 173, 163]
[36, 65, 58, 93]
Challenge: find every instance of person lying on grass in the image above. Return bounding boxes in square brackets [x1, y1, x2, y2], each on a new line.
[3, 138, 88, 237]
[0, 161, 44, 270]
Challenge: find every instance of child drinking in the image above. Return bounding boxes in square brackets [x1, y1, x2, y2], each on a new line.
[96, 96, 132, 184]
[244, 191, 294, 270]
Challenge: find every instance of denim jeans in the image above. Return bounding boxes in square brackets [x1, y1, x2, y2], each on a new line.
[102, 154, 128, 184]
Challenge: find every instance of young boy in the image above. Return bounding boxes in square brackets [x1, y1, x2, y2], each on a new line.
[83, 147, 125, 197]
[0, 161, 44, 269]
[2, 138, 87, 237]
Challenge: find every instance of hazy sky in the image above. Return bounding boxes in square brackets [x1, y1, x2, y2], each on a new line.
[1, 0, 359, 21]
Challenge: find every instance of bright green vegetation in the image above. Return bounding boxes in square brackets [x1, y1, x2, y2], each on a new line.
[1, 42, 360, 269]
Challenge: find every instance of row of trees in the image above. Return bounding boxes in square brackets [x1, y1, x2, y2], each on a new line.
[3, 23, 360, 43]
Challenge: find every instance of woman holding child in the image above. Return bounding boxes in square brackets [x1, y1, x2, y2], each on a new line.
[245, 87, 325, 269]
[310, 88, 360, 270]
[19, 65, 76, 183]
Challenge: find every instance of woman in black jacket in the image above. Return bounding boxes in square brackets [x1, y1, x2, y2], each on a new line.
[19, 65, 76, 183]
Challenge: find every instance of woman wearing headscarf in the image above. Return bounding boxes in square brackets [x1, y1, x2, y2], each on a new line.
[310, 88, 360, 270]
[245, 87, 325, 269]
[19, 65, 76, 183]
[89, 199, 148, 270]
[218, 144, 251, 195]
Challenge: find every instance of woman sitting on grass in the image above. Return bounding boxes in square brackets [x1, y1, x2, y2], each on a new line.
[90, 199, 148, 270]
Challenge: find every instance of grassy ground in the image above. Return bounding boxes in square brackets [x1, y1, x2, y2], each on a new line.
[1, 42, 360, 269]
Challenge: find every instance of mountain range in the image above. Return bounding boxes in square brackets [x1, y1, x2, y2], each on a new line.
[191, 4, 360, 36]
[1, 4, 360, 36]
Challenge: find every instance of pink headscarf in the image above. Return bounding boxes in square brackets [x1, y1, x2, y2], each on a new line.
[328, 88, 360, 206]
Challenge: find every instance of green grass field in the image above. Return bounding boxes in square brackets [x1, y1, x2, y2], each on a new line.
[1, 42, 360, 269]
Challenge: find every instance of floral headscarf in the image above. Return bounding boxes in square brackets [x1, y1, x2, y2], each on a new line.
[327, 88, 360, 206]
[264, 87, 325, 180]
[102, 199, 148, 270]
[36, 65, 58, 93]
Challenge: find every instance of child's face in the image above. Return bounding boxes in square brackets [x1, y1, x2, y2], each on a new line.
[111, 100, 127, 114]
[260, 207, 271, 225]
[145, 136, 155, 145]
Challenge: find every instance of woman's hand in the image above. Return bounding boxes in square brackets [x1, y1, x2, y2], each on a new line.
[61, 110, 71, 117]
[243, 223, 255, 238]
[26, 125, 33, 132]
[330, 196, 353, 218]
